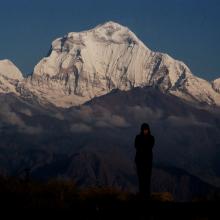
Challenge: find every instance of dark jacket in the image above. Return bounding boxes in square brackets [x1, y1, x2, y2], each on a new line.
[135, 133, 155, 165]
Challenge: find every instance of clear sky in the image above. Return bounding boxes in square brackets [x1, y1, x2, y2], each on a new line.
[0, 0, 219, 80]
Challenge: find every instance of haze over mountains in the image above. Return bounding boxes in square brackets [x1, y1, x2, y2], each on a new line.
[0, 21, 220, 201]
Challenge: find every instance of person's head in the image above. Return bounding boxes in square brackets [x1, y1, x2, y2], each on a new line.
[140, 123, 151, 136]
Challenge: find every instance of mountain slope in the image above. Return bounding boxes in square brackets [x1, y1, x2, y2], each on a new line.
[0, 87, 220, 190]
[15, 21, 220, 107]
[31, 151, 219, 202]
[212, 78, 220, 93]
[0, 59, 23, 94]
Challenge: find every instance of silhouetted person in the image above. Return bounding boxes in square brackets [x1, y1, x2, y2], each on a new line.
[135, 123, 155, 200]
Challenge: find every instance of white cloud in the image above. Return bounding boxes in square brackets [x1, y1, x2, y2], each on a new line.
[20, 125, 43, 134]
[0, 104, 25, 126]
[95, 120, 112, 128]
[126, 105, 163, 122]
[70, 123, 93, 133]
[19, 108, 32, 117]
[0, 104, 43, 134]
[110, 114, 130, 127]
[166, 114, 212, 127]
[53, 112, 65, 120]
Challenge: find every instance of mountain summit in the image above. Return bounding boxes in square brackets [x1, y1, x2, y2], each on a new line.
[0, 59, 23, 94]
[1, 21, 220, 107]
[212, 78, 220, 93]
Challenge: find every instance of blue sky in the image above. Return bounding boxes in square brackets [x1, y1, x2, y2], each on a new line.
[0, 0, 219, 80]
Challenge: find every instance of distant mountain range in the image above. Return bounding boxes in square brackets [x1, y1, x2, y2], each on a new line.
[0, 21, 220, 201]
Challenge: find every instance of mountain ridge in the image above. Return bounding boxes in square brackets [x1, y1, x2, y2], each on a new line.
[212, 78, 220, 93]
[0, 21, 220, 108]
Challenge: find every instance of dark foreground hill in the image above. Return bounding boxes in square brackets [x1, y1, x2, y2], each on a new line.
[0, 176, 220, 219]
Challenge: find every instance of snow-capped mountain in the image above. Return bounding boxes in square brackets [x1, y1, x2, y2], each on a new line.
[212, 78, 220, 93]
[0, 21, 220, 107]
[0, 59, 23, 94]
[0, 21, 220, 196]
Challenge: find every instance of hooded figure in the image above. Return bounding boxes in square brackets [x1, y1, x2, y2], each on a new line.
[134, 123, 155, 199]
